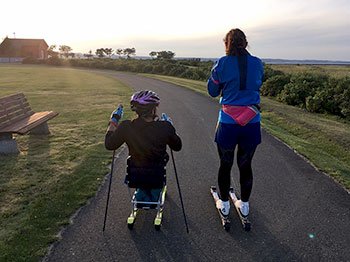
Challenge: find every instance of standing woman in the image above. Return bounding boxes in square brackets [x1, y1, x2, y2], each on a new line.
[208, 28, 264, 218]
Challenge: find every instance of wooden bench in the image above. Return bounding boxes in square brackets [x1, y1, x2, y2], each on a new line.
[0, 93, 58, 154]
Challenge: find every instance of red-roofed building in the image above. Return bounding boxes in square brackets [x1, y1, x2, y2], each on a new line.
[0, 37, 48, 62]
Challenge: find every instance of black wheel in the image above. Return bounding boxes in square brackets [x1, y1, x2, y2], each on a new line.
[155, 224, 161, 231]
[224, 223, 230, 231]
[244, 222, 251, 232]
[127, 223, 134, 230]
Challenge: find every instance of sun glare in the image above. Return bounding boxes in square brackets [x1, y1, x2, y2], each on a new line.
[2, 0, 268, 42]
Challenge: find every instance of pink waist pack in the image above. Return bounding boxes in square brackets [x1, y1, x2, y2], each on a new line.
[222, 105, 259, 126]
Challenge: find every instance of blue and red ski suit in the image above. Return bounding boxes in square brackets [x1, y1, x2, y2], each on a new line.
[207, 54, 264, 202]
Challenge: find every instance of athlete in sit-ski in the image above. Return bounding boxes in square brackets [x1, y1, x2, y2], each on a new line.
[208, 28, 264, 218]
[105, 90, 182, 201]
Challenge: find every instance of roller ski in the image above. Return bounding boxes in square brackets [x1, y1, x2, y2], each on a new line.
[127, 186, 167, 230]
[210, 186, 230, 231]
[229, 187, 251, 231]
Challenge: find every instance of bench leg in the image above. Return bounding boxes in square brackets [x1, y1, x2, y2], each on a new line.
[30, 122, 50, 135]
[0, 133, 20, 154]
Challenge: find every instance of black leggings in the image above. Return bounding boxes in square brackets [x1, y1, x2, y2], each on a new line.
[217, 144, 257, 202]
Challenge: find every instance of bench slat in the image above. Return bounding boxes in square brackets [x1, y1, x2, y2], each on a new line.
[2, 100, 31, 112]
[2, 105, 32, 115]
[0, 106, 30, 118]
[0, 93, 25, 104]
[6, 107, 33, 118]
[0, 93, 32, 126]
[0, 97, 29, 113]
[0, 111, 34, 129]
[19, 112, 59, 134]
[0, 111, 59, 134]
[1, 96, 28, 106]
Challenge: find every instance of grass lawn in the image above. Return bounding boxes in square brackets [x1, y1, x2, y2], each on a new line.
[0, 64, 132, 261]
[142, 73, 350, 191]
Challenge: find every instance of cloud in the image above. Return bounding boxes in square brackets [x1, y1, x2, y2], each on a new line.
[2, 0, 349, 60]
[248, 14, 350, 60]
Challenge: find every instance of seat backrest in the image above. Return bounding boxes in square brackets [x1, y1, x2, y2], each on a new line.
[125, 166, 166, 189]
[0, 93, 33, 129]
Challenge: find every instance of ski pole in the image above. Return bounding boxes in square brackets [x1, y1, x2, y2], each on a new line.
[170, 149, 189, 233]
[103, 150, 116, 232]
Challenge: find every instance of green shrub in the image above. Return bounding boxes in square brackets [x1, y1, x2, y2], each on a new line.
[261, 74, 290, 97]
[46, 57, 62, 66]
[335, 77, 350, 118]
[163, 63, 175, 75]
[115, 63, 132, 71]
[191, 68, 209, 80]
[169, 65, 187, 76]
[152, 64, 164, 74]
[134, 63, 146, 72]
[22, 57, 40, 64]
[305, 95, 323, 113]
[180, 69, 197, 79]
[278, 72, 329, 107]
[305, 76, 350, 117]
[142, 65, 153, 73]
[263, 64, 284, 81]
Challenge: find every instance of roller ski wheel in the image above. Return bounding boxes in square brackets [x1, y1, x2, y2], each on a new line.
[210, 186, 231, 231]
[223, 221, 231, 231]
[154, 210, 163, 231]
[152, 186, 167, 231]
[243, 221, 251, 232]
[127, 222, 134, 230]
[229, 188, 251, 232]
[127, 209, 137, 230]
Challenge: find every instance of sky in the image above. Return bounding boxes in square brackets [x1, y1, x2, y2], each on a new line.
[1, 0, 350, 61]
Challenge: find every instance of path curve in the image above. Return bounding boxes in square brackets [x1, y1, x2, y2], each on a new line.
[45, 71, 350, 262]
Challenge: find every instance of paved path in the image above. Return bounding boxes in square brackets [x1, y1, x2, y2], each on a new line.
[45, 71, 350, 262]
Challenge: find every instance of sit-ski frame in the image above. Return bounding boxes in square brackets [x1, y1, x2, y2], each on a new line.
[127, 185, 167, 230]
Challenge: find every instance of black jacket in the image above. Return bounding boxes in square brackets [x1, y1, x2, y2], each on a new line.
[105, 117, 182, 167]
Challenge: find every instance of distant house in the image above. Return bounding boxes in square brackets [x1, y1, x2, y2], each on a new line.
[0, 37, 48, 62]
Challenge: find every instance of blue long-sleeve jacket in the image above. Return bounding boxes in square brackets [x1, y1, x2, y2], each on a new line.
[207, 55, 264, 124]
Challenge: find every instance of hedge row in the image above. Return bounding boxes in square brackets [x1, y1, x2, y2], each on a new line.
[262, 65, 350, 118]
[22, 57, 349, 119]
[23, 57, 212, 81]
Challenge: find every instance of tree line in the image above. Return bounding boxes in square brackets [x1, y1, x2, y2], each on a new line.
[23, 47, 350, 120]
[47, 45, 176, 60]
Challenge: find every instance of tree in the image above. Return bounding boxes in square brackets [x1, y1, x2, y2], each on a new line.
[58, 45, 72, 58]
[104, 48, 114, 58]
[116, 48, 123, 58]
[95, 48, 105, 58]
[149, 51, 157, 59]
[47, 45, 59, 58]
[123, 47, 136, 58]
[83, 50, 93, 59]
[156, 51, 175, 60]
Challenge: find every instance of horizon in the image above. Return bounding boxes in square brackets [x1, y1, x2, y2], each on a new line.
[1, 0, 349, 61]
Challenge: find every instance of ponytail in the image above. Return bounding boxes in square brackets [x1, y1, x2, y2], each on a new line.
[224, 28, 248, 56]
